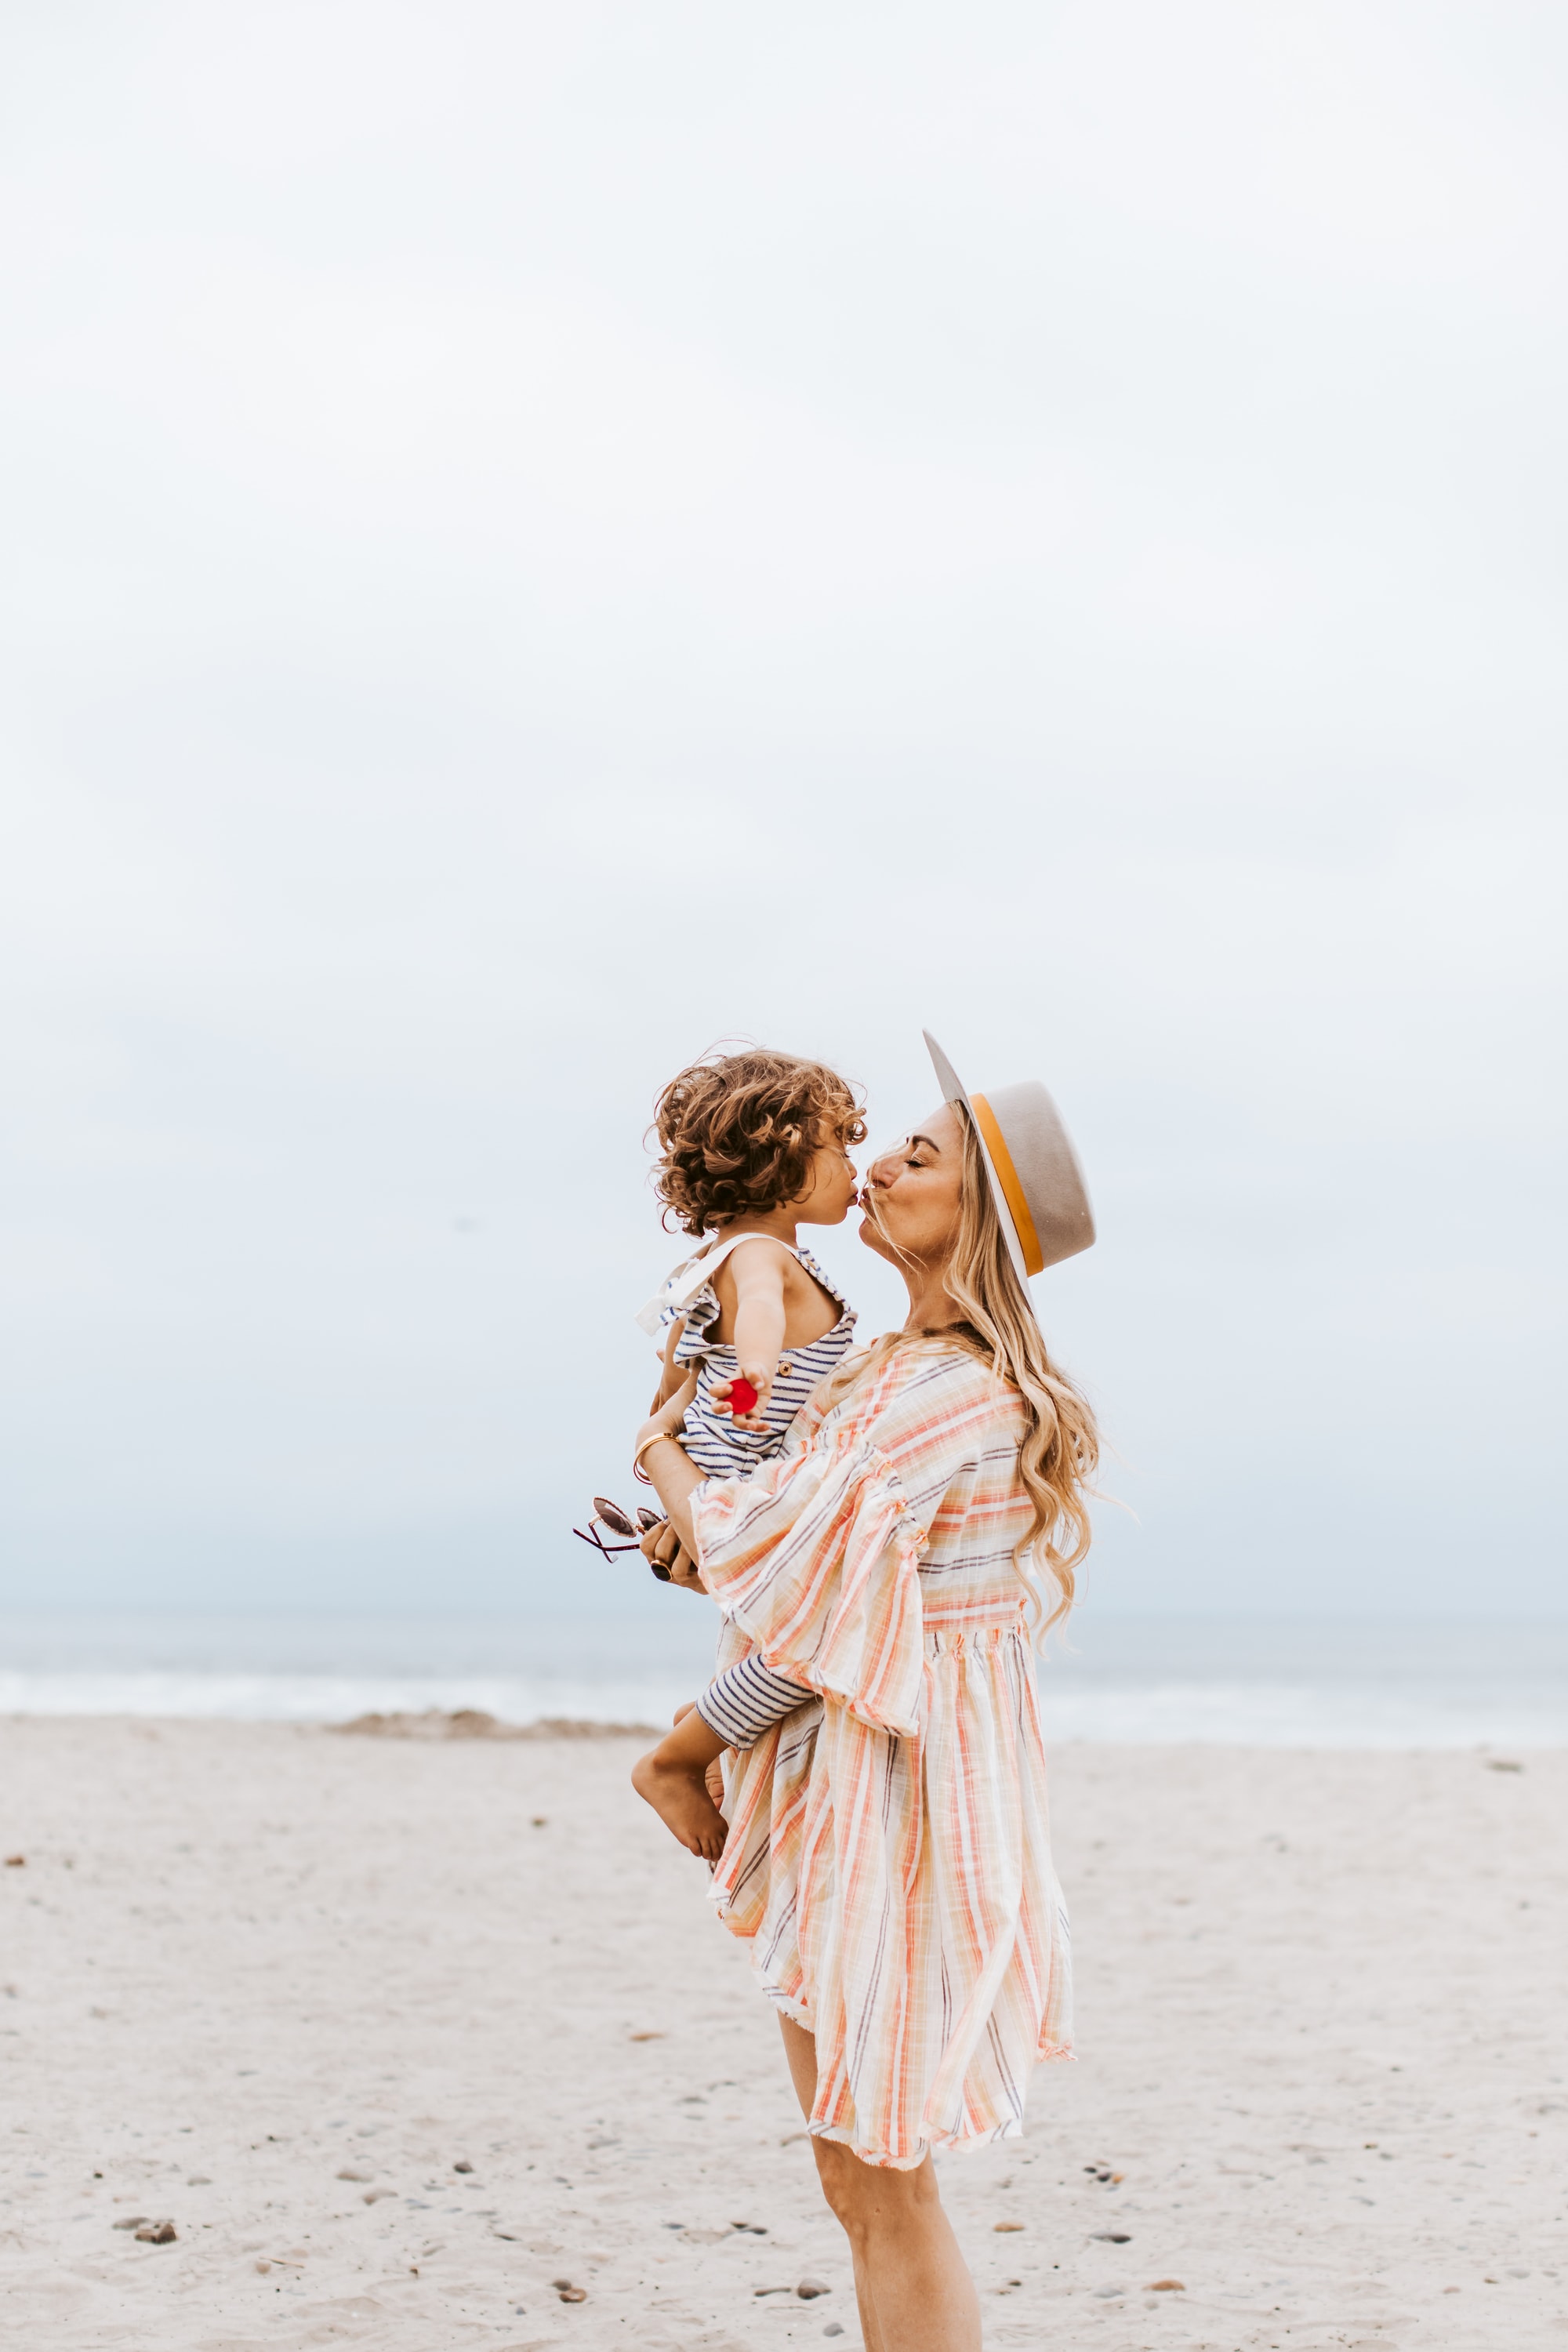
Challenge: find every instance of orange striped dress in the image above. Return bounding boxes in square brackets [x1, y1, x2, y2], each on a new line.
[691, 1340, 1073, 2172]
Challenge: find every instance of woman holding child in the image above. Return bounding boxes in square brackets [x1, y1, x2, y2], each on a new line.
[629, 1036, 1098, 2352]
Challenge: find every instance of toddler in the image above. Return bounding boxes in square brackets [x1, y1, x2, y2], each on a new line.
[630, 1049, 865, 1857]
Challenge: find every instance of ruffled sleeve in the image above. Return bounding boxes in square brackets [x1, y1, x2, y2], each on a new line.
[691, 1434, 929, 1738]
[666, 1281, 720, 1365]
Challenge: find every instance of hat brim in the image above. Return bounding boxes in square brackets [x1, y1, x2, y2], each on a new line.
[922, 1030, 1033, 1287]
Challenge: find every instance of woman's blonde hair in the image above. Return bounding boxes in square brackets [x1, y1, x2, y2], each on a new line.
[826, 1106, 1099, 1635]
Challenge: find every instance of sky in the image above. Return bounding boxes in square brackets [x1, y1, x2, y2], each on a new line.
[1, 0, 1563, 1620]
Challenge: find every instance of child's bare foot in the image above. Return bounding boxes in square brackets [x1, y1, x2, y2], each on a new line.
[632, 1748, 728, 1860]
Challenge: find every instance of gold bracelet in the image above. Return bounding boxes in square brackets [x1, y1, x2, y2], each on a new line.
[633, 1428, 687, 1475]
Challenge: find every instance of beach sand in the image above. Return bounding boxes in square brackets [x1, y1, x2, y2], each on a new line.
[1, 1721, 1563, 2351]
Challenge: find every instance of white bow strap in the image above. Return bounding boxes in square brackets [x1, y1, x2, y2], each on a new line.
[633, 1232, 805, 1339]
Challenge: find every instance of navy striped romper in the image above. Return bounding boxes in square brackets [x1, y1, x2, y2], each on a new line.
[644, 1236, 858, 1747]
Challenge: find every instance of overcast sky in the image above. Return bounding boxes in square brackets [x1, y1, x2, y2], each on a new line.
[2, 1, 1563, 1620]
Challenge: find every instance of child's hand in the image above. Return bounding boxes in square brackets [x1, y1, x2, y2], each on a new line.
[710, 1366, 774, 1431]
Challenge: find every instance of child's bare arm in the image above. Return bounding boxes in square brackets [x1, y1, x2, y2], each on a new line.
[720, 1241, 789, 1429]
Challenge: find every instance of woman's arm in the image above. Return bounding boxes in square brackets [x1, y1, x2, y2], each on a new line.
[648, 1316, 688, 1412]
[635, 1422, 706, 1579]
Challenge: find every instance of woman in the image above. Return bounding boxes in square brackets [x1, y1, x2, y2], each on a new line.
[634, 1036, 1099, 2352]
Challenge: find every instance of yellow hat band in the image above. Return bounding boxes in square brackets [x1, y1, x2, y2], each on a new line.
[969, 1092, 1045, 1278]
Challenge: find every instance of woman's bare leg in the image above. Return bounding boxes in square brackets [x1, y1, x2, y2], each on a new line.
[779, 2015, 982, 2352]
[779, 2019, 881, 2350]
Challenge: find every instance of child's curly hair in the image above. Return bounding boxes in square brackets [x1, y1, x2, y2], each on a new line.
[652, 1048, 867, 1237]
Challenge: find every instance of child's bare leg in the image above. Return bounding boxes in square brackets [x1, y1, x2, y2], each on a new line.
[631, 1702, 729, 1860]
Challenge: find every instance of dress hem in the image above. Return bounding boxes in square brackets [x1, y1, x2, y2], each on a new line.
[805, 2101, 1070, 2172]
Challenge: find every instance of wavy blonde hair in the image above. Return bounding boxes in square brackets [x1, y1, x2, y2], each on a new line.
[823, 1105, 1099, 1635]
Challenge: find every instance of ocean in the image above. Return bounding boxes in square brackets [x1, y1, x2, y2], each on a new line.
[2, 1610, 1566, 1747]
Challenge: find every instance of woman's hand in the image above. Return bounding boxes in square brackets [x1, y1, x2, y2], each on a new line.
[644, 1368, 699, 1434]
[641, 1516, 704, 1590]
[633, 1408, 706, 1577]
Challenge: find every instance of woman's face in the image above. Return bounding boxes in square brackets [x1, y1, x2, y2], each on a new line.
[858, 1102, 965, 1265]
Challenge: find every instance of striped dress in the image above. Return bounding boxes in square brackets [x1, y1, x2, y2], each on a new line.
[691, 1340, 1073, 2172]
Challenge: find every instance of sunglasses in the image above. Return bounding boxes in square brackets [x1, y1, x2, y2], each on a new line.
[572, 1495, 667, 1568]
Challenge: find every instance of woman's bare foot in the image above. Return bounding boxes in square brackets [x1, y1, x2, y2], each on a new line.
[632, 1748, 728, 1860]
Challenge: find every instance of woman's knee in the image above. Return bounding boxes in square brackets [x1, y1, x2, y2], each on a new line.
[812, 2140, 939, 2235]
[811, 2140, 860, 2227]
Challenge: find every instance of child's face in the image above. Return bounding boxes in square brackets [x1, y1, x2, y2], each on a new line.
[790, 1132, 861, 1225]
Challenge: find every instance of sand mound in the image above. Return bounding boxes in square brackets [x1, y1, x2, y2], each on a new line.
[331, 1707, 658, 1740]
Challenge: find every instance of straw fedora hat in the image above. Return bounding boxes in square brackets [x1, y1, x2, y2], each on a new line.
[923, 1030, 1095, 1283]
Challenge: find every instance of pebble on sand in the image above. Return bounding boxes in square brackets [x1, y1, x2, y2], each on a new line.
[797, 2278, 831, 2298]
[993, 2220, 1025, 2231]
[553, 2279, 587, 2303]
[135, 2221, 176, 2244]
[336, 2168, 372, 2182]
[1147, 2278, 1185, 2292]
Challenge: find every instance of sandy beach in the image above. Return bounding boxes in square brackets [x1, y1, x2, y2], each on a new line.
[2, 1720, 1563, 2351]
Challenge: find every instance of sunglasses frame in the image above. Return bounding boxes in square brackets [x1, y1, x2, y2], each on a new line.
[572, 1496, 668, 1567]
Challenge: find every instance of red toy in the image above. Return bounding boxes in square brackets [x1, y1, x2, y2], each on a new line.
[728, 1376, 760, 1416]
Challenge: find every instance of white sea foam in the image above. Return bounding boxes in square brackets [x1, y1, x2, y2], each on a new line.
[0, 1671, 680, 1728]
[1, 1611, 1565, 1746]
